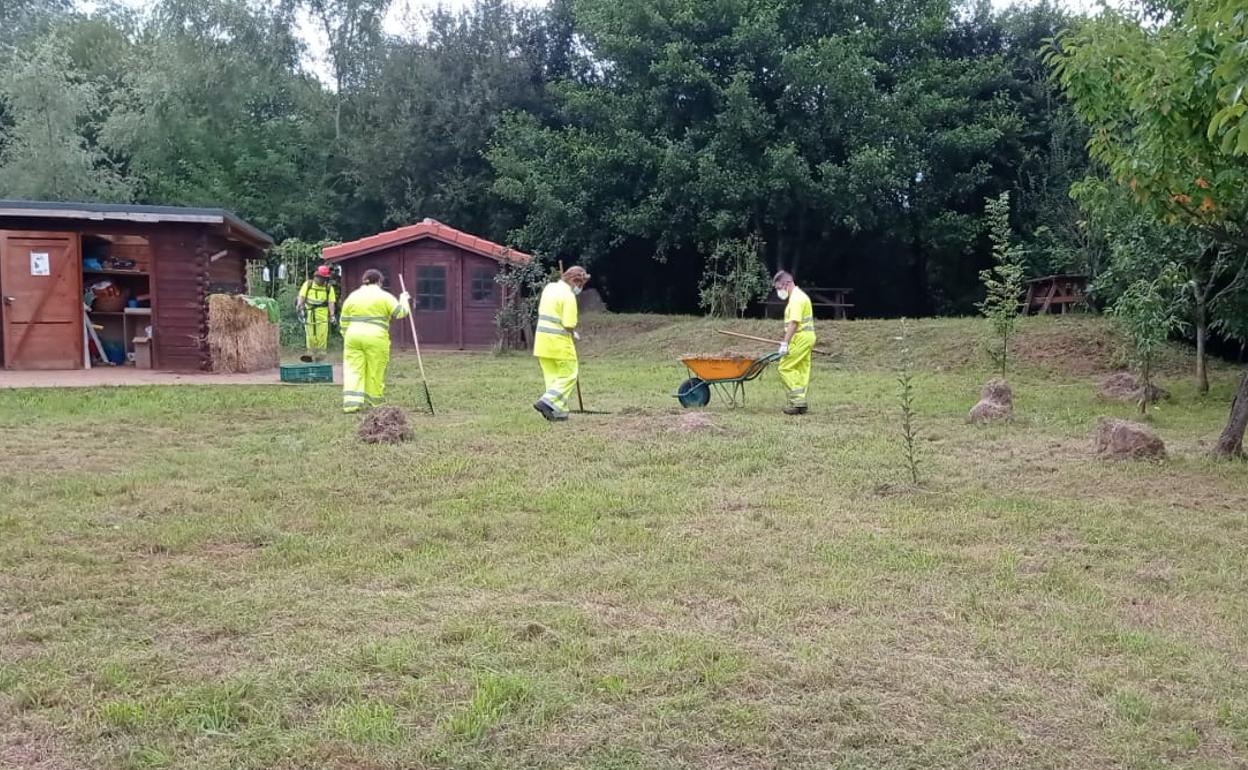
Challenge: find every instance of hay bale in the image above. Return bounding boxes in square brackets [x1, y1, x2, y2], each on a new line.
[358, 406, 413, 443]
[1100, 372, 1170, 404]
[1093, 417, 1166, 461]
[968, 378, 1014, 424]
[207, 294, 279, 373]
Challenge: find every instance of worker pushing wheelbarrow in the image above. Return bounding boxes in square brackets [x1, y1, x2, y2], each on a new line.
[675, 271, 830, 413]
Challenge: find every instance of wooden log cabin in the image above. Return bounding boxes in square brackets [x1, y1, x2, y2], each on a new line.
[323, 219, 532, 349]
[0, 200, 272, 371]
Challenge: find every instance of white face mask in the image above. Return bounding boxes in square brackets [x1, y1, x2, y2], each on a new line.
[776, 288, 789, 300]
[572, 286, 583, 296]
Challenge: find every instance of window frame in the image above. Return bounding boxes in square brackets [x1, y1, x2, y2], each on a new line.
[414, 265, 447, 312]
[468, 266, 496, 305]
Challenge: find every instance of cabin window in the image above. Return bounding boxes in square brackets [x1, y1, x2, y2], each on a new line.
[470, 267, 495, 303]
[416, 265, 447, 311]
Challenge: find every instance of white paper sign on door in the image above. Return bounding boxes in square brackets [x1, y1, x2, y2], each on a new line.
[30, 252, 50, 276]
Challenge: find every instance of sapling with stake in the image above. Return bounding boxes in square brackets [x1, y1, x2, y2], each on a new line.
[977, 192, 1027, 379]
[896, 319, 921, 486]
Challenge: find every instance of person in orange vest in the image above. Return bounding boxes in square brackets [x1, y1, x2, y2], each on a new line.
[296, 265, 337, 362]
[532, 266, 590, 421]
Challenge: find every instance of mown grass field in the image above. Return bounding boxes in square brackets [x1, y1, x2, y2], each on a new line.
[2, 315, 1247, 770]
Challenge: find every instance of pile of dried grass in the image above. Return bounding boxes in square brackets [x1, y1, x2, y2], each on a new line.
[207, 294, 279, 373]
[358, 406, 414, 443]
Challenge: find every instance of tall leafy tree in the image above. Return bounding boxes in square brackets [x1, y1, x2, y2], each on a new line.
[103, 0, 339, 240]
[0, 33, 130, 202]
[304, 0, 389, 140]
[1050, 0, 1248, 456]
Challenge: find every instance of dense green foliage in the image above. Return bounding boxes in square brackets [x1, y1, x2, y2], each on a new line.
[1050, 0, 1248, 451]
[0, 0, 1181, 318]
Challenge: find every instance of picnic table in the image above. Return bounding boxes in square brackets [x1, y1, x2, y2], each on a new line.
[1024, 274, 1087, 315]
[764, 286, 854, 320]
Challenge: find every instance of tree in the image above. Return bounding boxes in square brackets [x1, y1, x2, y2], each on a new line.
[1049, 0, 1248, 456]
[304, 0, 388, 140]
[698, 235, 770, 318]
[0, 33, 130, 202]
[1110, 271, 1185, 415]
[104, 0, 339, 241]
[977, 192, 1026, 378]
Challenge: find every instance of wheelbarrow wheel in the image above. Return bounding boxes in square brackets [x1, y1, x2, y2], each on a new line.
[676, 377, 711, 408]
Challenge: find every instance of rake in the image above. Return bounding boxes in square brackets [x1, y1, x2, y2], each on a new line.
[397, 275, 436, 416]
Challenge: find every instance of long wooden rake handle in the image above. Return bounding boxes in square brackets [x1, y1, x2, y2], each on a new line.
[715, 329, 835, 356]
[397, 275, 435, 414]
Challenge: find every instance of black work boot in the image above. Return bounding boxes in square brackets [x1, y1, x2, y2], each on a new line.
[783, 405, 809, 416]
[534, 400, 556, 421]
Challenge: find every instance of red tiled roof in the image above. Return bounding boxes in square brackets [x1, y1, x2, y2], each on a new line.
[323, 219, 532, 264]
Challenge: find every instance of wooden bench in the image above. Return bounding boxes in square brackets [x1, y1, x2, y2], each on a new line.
[764, 287, 854, 320]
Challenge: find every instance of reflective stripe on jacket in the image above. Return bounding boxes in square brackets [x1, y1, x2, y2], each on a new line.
[785, 287, 816, 337]
[299, 280, 337, 309]
[532, 280, 578, 360]
[339, 284, 408, 339]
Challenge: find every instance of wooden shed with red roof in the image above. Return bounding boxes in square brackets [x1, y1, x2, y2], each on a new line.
[323, 219, 531, 349]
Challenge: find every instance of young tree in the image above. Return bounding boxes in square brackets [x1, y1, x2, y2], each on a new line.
[1110, 273, 1185, 415]
[1049, 0, 1248, 456]
[698, 236, 770, 318]
[977, 192, 1026, 378]
[0, 34, 130, 202]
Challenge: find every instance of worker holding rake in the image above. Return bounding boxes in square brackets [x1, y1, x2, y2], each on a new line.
[338, 269, 410, 414]
[532, 266, 590, 422]
[773, 270, 816, 415]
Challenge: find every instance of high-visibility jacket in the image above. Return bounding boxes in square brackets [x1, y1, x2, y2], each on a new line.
[339, 284, 408, 340]
[299, 279, 337, 312]
[532, 280, 578, 360]
[785, 286, 816, 340]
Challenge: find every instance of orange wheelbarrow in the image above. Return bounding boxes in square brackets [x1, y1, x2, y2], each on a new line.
[673, 352, 782, 408]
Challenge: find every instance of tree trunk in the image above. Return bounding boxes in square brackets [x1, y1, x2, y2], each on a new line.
[1212, 371, 1248, 459]
[1195, 295, 1209, 395]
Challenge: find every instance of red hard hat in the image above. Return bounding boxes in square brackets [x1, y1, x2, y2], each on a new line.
[316, 265, 332, 278]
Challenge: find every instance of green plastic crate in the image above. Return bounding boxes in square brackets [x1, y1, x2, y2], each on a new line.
[280, 362, 334, 383]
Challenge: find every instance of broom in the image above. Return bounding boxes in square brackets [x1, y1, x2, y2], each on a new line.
[397, 275, 436, 415]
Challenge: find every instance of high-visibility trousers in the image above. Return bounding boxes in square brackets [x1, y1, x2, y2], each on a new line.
[342, 332, 390, 413]
[538, 357, 578, 415]
[304, 307, 330, 356]
[778, 332, 815, 407]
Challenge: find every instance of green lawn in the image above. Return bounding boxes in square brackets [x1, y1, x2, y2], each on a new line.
[2, 315, 1247, 770]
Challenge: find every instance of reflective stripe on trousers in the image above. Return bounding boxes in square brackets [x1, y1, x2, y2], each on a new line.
[538, 357, 578, 415]
[342, 333, 391, 413]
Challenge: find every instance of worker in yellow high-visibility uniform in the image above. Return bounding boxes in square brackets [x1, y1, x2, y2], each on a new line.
[296, 265, 338, 362]
[532, 266, 591, 422]
[338, 269, 410, 414]
[773, 270, 816, 415]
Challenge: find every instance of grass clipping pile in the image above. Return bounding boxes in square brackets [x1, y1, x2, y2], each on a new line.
[358, 406, 414, 444]
[207, 294, 279, 373]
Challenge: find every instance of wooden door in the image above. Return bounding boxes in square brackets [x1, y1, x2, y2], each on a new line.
[0, 232, 83, 370]
[407, 256, 456, 346]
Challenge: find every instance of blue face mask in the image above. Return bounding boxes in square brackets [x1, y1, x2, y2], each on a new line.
[776, 288, 789, 300]
[572, 286, 583, 296]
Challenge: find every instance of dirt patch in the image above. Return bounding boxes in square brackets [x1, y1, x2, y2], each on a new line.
[674, 412, 721, 434]
[1093, 417, 1166, 461]
[358, 407, 413, 444]
[0, 726, 74, 770]
[968, 379, 1014, 424]
[1100, 372, 1170, 404]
